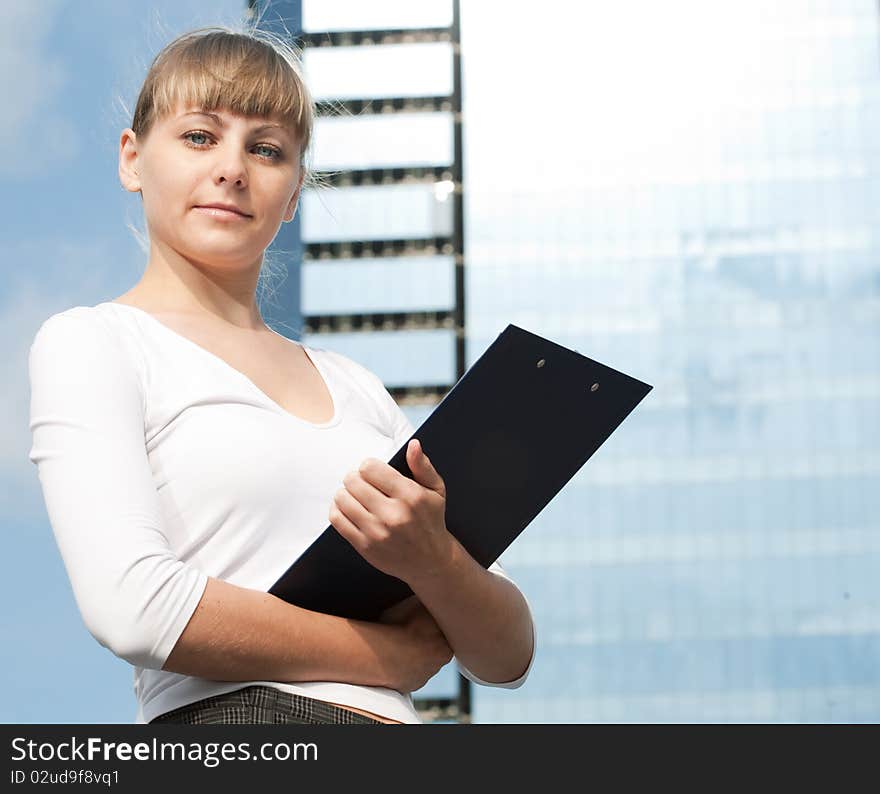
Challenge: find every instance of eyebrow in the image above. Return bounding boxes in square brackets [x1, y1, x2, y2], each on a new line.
[179, 110, 288, 135]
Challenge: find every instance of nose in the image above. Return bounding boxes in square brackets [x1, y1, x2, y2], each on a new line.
[212, 144, 248, 188]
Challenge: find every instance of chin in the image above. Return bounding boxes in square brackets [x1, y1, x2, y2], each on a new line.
[184, 246, 262, 269]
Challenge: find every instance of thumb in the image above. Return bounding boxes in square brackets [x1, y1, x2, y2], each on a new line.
[407, 438, 444, 494]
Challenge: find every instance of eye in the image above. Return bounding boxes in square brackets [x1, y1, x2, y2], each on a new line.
[182, 130, 212, 148]
[253, 143, 282, 160]
[181, 131, 282, 161]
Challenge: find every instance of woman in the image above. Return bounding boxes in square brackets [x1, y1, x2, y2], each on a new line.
[27, 24, 535, 725]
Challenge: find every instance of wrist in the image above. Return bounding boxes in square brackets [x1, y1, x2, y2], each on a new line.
[359, 617, 408, 690]
[407, 531, 466, 595]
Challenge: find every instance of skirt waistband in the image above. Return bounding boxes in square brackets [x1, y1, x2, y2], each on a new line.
[149, 685, 389, 725]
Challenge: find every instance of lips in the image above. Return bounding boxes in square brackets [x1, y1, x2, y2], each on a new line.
[194, 203, 251, 217]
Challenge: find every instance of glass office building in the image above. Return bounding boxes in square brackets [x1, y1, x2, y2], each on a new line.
[297, 0, 880, 722]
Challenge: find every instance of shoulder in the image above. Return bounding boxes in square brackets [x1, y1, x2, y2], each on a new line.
[29, 304, 145, 384]
[308, 344, 387, 395]
[32, 303, 114, 339]
[305, 345, 403, 434]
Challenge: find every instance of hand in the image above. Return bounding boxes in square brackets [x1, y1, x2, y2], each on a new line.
[377, 594, 422, 625]
[377, 596, 454, 693]
[328, 438, 454, 585]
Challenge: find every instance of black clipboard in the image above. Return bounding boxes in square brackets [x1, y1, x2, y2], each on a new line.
[268, 323, 652, 621]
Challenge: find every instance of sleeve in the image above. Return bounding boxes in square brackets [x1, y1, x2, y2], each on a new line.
[368, 366, 537, 689]
[27, 310, 209, 670]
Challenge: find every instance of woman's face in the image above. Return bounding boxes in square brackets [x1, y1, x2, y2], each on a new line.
[119, 102, 304, 269]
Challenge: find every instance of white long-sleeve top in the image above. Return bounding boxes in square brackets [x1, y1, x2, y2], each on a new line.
[27, 302, 536, 724]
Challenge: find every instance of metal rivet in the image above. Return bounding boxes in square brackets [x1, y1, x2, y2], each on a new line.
[590, 383, 599, 392]
[537, 358, 545, 368]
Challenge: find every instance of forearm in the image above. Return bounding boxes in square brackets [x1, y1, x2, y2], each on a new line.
[407, 535, 534, 685]
[162, 576, 400, 687]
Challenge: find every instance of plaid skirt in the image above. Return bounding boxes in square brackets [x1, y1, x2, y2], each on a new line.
[148, 685, 389, 725]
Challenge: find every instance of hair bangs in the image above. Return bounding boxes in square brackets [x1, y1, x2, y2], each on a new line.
[132, 27, 313, 161]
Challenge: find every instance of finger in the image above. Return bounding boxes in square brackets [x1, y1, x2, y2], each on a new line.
[406, 438, 445, 496]
[334, 487, 388, 542]
[342, 468, 394, 520]
[357, 456, 419, 500]
[328, 503, 368, 555]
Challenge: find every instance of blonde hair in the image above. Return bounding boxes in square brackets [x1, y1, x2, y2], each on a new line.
[131, 24, 316, 182]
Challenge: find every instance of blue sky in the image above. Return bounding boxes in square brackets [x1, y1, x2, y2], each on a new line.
[6, 0, 879, 723]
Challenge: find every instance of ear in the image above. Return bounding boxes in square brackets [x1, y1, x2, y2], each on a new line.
[283, 169, 305, 222]
[119, 128, 142, 194]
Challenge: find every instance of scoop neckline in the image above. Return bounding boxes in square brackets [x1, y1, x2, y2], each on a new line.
[100, 301, 342, 430]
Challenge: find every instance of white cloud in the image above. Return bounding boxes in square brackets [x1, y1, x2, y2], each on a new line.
[0, 0, 80, 178]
